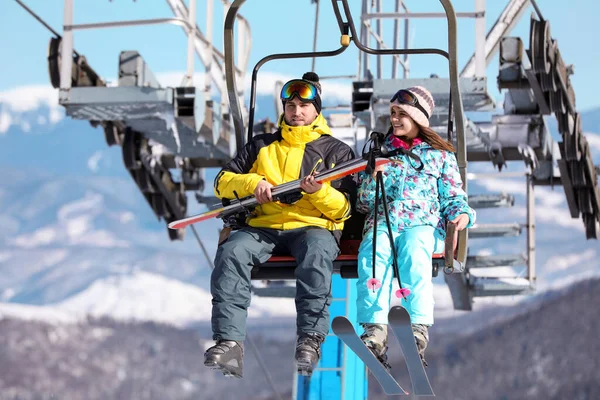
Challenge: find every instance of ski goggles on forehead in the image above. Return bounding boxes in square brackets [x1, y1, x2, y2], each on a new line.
[390, 89, 430, 119]
[280, 80, 318, 102]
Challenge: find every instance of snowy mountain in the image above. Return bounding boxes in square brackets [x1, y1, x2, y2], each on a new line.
[0, 271, 295, 329]
[0, 81, 302, 326]
[0, 314, 295, 400]
[1, 273, 597, 400]
[582, 107, 600, 133]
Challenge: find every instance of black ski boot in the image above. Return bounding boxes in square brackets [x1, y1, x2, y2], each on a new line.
[295, 332, 325, 376]
[204, 339, 244, 378]
[360, 323, 391, 370]
[412, 324, 429, 367]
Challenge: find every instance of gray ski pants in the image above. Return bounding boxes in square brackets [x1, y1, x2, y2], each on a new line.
[211, 226, 340, 341]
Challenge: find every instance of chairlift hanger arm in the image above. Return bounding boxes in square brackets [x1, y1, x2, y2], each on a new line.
[14, 0, 80, 58]
[224, 0, 246, 153]
[439, 0, 468, 264]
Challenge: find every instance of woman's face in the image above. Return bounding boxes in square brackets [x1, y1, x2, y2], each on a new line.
[390, 106, 419, 139]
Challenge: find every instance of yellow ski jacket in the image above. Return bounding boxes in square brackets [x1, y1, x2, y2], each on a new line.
[214, 114, 355, 239]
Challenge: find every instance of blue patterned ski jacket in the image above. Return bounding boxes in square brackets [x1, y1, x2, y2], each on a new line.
[357, 136, 476, 239]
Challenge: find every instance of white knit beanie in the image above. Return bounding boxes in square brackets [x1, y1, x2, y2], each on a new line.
[389, 86, 435, 128]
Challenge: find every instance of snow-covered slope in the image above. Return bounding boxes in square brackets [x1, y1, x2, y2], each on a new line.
[55, 271, 295, 325]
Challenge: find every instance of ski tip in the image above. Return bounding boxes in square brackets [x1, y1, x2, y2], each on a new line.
[331, 316, 353, 331]
[168, 222, 183, 230]
[389, 305, 411, 319]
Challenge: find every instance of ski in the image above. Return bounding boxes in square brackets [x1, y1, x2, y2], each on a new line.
[168, 157, 390, 230]
[332, 316, 408, 396]
[388, 306, 435, 396]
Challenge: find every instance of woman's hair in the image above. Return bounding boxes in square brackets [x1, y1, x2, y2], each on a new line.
[385, 124, 456, 152]
[418, 125, 456, 152]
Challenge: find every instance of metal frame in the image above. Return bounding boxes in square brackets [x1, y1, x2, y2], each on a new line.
[461, 0, 531, 77]
[361, 0, 488, 80]
[59, 0, 251, 103]
[60, 0, 201, 90]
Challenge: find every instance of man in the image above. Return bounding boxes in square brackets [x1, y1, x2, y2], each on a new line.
[204, 72, 356, 378]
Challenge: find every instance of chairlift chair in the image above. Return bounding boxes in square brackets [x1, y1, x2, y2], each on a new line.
[223, 0, 469, 282]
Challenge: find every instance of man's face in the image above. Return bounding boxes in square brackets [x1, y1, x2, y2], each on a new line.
[284, 97, 318, 126]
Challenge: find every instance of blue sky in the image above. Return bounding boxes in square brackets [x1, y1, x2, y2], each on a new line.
[1, 0, 600, 111]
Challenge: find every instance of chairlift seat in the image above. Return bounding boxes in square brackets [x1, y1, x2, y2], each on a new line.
[250, 214, 452, 280]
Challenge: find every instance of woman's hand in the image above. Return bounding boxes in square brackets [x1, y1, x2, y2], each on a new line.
[449, 213, 470, 250]
[372, 164, 385, 178]
[449, 213, 470, 231]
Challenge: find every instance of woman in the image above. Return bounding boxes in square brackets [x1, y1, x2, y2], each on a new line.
[355, 86, 476, 367]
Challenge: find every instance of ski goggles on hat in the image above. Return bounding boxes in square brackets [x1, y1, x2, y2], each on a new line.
[280, 80, 318, 102]
[390, 89, 430, 119]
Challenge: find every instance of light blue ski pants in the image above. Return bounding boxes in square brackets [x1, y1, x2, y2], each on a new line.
[356, 225, 443, 326]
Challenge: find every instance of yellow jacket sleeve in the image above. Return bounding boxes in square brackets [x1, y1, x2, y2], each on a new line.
[213, 139, 265, 200]
[214, 171, 265, 200]
[304, 182, 352, 222]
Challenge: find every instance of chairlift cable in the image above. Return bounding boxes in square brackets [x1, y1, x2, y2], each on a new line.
[529, 0, 545, 21]
[14, 0, 80, 57]
[190, 225, 215, 269]
[246, 333, 284, 400]
[14, 0, 60, 38]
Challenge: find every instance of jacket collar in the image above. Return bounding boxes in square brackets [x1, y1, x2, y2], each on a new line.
[278, 114, 331, 146]
[384, 133, 431, 152]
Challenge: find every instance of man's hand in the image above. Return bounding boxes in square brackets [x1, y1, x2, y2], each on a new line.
[449, 213, 470, 250]
[300, 173, 322, 194]
[372, 164, 385, 178]
[254, 180, 273, 204]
